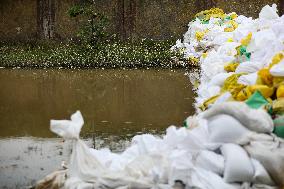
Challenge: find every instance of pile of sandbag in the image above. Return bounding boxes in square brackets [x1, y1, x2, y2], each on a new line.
[36, 4, 284, 189]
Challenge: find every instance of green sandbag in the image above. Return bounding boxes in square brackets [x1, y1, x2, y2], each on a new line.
[273, 126, 284, 138]
[239, 46, 251, 61]
[273, 116, 284, 138]
[273, 116, 284, 127]
[245, 91, 268, 109]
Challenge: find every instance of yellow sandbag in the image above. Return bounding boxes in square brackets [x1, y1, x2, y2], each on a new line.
[227, 38, 234, 42]
[230, 12, 238, 19]
[222, 74, 246, 99]
[249, 85, 274, 98]
[236, 86, 252, 101]
[268, 52, 284, 69]
[257, 68, 273, 86]
[272, 98, 284, 114]
[273, 77, 284, 87]
[195, 31, 206, 41]
[277, 84, 284, 99]
[241, 32, 252, 46]
[202, 53, 208, 58]
[224, 62, 240, 72]
[199, 95, 220, 111]
[224, 27, 235, 32]
[224, 20, 238, 32]
[188, 56, 199, 66]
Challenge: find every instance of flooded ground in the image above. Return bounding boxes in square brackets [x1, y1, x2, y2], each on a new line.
[0, 69, 195, 188]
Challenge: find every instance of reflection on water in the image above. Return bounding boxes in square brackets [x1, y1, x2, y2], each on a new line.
[0, 137, 93, 188]
[0, 68, 195, 188]
[0, 69, 194, 138]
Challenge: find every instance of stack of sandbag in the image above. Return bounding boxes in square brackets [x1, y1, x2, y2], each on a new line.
[188, 4, 284, 140]
[171, 7, 241, 66]
[36, 4, 284, 189]
[38, 102, 283, 188]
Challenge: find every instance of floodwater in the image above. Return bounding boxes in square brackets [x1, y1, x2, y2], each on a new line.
[0, 69, 195, 188]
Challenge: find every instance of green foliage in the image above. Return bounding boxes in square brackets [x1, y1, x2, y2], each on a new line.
[68, 5, 84, 17]
[0, 40, 184, 69]
[68, 3, 109, 47]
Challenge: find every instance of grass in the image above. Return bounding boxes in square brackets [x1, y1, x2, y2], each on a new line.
[0, 39, 189, 69]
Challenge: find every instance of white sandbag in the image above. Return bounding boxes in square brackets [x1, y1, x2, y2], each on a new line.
[217, 42, 241, 56]
[238, 72, 258, 86]
[208, 73, 234, 87]
[168, 150, 193, 186]
[269, 59, 284, 76]
[207, 114, 251, 144]
[259, 4, 279, 20]
[251, 185, 279, 189]
[271, 19, 284, 42]
[50, 111, 84, 140]
[251, 158, 275, 186]
[189, 167, 240, 189]
[247, 29, 277, 53]
[89, 148, 121, 170]
[202, 102, 274, 133]
[50, 111, 162, 189]
[195, 150, 225, 175]
[221, 144, 254, 183]
[35, 169, 67, 189]
[235, 61, 264, 74]
[125, 154, 167, 180]
[197, 84, 221, 100]
[245, 140, 284, 186]
[212, 32, 234, 46]
[214, 92, 232, 105]
[132, 134, 162, 155]
[241, 183, 278, 189]
[162, 126, 188, 150]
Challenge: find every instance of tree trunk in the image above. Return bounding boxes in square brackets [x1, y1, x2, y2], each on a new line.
[37, 0, 55, 39]
[280, 0, 284, 16]
[116, 0, 137, 40]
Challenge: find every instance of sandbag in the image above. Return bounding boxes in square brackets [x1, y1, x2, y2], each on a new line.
[208, 72, 234, 87]
[238, 72, 258, 86]
[245, 140, 284, 186]
[221, 144, 254, 183]
[259, 4, 279, 20]
[203, 102, 274, 133]
[189, 167, 240, 189]
[273, 126, 284, 139]
[245, 91, 269, 109]
[207, 114, 251, 144]
[214, 92, 232, 104]
[235, 61, 264, 74]
[251, 158, 275, 185]
[276, 84, 284, 99]
[35, 169, 67, 189]
[168, 150, 193, 186]
[50, 111, 164, 189]
[195, 150, 225, 175]
[270, 59, 284, 77]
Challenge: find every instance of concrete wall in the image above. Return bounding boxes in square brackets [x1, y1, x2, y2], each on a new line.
[0, 0, 282, 41]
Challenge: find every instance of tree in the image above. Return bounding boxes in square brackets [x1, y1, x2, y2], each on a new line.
[37, 0, 55, 39]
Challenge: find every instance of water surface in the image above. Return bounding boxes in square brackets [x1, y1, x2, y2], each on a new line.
[0, 68, 195, 188]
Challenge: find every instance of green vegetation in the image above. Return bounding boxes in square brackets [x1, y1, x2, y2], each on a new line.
[0, 40, 187, 69]
[0, 2, 191, 69]
[68, 3, 109, 47]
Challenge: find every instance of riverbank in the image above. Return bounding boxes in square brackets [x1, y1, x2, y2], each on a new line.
[0, 40, 193, 69]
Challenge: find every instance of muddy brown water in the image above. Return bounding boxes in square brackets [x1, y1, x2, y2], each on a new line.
[0, 68, 195, 188]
